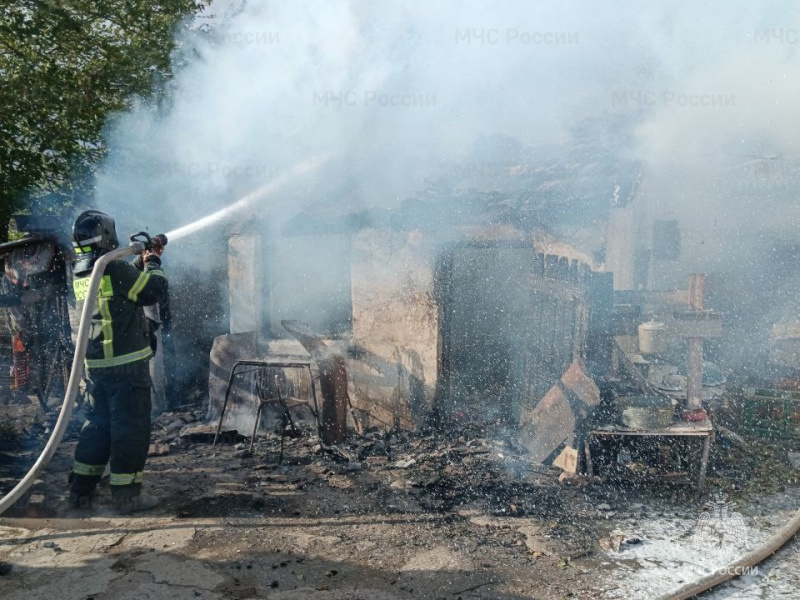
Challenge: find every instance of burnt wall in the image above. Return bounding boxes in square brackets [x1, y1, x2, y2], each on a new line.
[436, 242, 591, 428]
[349, 229, 438, 429]
[207, 229, 594, 434]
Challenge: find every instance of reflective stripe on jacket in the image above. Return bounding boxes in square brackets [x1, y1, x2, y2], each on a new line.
[72, 258, 168, 369]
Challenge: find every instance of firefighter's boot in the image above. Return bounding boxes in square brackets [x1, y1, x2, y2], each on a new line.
[68, 472, 96, 509]
[112, 492, 160, 515]
[68, 491, 93, 509]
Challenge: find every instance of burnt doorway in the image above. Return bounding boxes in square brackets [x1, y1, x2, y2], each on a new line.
[436, 242, 589, 427]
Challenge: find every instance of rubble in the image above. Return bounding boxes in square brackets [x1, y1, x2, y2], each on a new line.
[235, 424, 584, 521]
[0, 423, 21, 452]
[177, 425, 243, 444]
[2, 410, 800, 600]
[147, 443, 170, 457]
[559, 472, 592, 487]
[597, 532, 642, 553]
[153, 410, 200, 437]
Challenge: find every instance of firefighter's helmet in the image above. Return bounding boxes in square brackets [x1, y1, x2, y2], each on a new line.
[72, 210, 119, 275]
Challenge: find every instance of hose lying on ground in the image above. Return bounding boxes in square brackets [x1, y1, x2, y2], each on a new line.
[657, 505, 800, 599]
[0, 243, 141, 515]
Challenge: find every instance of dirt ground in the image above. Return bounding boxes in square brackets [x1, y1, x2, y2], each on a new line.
[2, 406, 800, 599]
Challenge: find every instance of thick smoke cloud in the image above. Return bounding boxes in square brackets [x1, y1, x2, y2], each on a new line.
[92, 1, 800, 370]
[635, 2, 800, 276]
[94, 0, 652, 236]
[95, 1, 799, 245]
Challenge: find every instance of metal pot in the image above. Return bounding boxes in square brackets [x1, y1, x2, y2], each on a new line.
[616, 394, 675, 429]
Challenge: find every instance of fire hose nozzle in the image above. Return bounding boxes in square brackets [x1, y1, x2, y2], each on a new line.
[151, 234, 168, 250]
[129, 231, 168, 252]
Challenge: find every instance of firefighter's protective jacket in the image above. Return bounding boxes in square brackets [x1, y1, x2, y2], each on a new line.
[72, 257, 167, 369]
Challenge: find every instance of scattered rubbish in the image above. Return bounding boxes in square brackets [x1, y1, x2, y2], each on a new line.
[716, 424, 748, 447]
[598, 531, 644, 553]
[180, 425, 243, 444]
[598, 534, 625, 552]
[743, 388, 800, 438]
[558, 472, 591, 487]
[2, 391, 797, 600]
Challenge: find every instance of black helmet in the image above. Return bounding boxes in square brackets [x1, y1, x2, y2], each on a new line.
[72, 210, 119, 275]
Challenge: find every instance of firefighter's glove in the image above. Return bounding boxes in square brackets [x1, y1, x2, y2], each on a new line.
[135, 253, 162, 270]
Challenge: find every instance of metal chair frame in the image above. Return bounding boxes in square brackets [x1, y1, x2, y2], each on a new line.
[212, 360, 321, 454]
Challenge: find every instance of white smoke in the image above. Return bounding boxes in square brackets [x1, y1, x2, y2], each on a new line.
[81, 0, 800, 384]
[92, 0, 800, 365]
[94, 0, 651, 236]
[94, 1, 800, 246]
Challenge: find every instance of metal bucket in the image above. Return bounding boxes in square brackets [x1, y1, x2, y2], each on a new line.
[616, 394, 675, 429]
[638, 321, 667, 355]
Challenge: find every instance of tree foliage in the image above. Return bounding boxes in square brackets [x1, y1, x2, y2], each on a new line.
[0, 0, 207, 237]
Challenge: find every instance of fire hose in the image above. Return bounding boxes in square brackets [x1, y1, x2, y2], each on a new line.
[658, 508, 800, 599]
[0, 235, 161, 515]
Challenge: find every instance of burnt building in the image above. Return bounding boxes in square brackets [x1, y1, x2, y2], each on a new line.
[207, 190, 606, 439]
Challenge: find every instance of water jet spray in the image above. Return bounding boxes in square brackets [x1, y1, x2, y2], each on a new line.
[165, 154, 331, 242]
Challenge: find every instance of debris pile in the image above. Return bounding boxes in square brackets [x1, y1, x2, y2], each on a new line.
[4, 405, 800, 600]
[151, 410, 202, 442]
[0, 409, 61, 495]
[312, 426, 567, 515]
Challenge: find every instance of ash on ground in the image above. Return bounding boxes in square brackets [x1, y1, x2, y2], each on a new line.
[2, 411, 800, 600]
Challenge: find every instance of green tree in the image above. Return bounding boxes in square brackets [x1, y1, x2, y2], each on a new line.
[0, 0, 207, 239]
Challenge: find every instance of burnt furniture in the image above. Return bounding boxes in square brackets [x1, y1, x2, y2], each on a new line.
[584, 419, 713, 492]
[212, 360, 320, 456]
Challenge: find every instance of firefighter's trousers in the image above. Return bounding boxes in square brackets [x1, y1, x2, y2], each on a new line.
[70, 360, 152, 499]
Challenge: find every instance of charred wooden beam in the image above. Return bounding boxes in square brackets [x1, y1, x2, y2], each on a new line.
[282, 320, 348, 444]
[317, 356, 348, 444]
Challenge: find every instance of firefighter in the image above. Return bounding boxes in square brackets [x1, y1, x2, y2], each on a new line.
[68, 210, 168, 513]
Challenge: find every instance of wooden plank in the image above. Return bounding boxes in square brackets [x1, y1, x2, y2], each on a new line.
[553, 445, 579, 473]
[520, 360, 601, 467]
